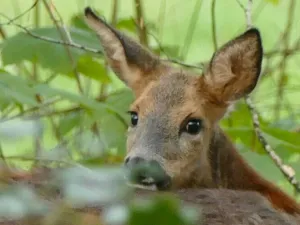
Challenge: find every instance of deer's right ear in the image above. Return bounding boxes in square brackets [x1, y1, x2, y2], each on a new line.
[84, 7, 165, 94]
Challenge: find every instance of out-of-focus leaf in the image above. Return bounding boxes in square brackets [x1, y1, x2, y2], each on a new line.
[221, 102, 252, 127]
[223, 127, 264, 154]
[99, 113, 128, 153]
[103, 204, 129, 225]
[261, 127, 300, 153]
[58, 111, 82, 136]
[54, 166, 130, 207]
[269, 118, 298, 131]
[116, 18, 136, 33]
[0, 184, 49, 220]
[39, 145, 70, 162]
[128, 195, 198, 225]
[0, 72, 38, 106]
[105, 89, 134, 114]
[73, 130, 105, 157]
[80, 89, 133, 155]
[0, 73, 127, 121]
[0, 119, 43, 140]
[240, 150, 285, 183]
[33, 84, 121, 115]
[77, 54, 111, 83]
[265, 0, 280, 5]
[1, 27, 102, 75]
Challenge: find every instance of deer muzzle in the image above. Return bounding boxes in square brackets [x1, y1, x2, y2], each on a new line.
[124, 156, 171, 191]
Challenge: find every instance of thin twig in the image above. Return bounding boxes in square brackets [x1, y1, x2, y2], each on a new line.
[42, 0, 83, 93]
[245, 98, 300, 193]
[274, 0, 296, 120]
[238, 0, 300, 194]
[4, 16, 300, 73]
[211, 0, 217, 51]
[134, 0, 148, 46]
[157, 0, 166, 48]
[164, 58, 205, 69]
[1, 20, 103, 54]
[180, 0, 203, 59]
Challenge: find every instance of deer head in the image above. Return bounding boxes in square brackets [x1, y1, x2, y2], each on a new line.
[84, 7, 263, 191]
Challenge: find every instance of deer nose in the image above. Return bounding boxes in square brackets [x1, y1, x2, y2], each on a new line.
[124, 156, 171, 190]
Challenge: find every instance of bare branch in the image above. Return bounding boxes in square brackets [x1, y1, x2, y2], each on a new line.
[134, 0, 148, 46]
[2, 20, 102, 54]
[2, 4, 300, 78]
[0, 0, 39, 26]
[237, 0, 300, 194]
[245, 98, 300, 193]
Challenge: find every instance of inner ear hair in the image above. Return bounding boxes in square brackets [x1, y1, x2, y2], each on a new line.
[204, 28, 263, 103]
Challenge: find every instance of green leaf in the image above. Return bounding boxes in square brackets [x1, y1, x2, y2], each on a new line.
[77, 54, 111, 83]
[129, 195, 197, 225]
[0, 72, 38, 106]
[58, 111, 82, 136]
[261, 127, 300, 154]
[223, 127, 264, 154]
[105, 89, 134, 117]
[33, 84, 105, 112]
[1, 27, 102, 75]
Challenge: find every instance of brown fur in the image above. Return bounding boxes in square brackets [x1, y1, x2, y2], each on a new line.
[84, 7, 300, 216]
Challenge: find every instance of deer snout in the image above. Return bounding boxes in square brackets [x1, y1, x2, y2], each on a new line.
[124, 156, 171, 190]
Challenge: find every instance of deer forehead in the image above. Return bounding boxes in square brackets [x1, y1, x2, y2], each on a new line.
[130, 72, 206, 124]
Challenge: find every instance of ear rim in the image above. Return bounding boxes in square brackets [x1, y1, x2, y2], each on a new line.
[84, 7, 167, 94]
[84, 7, 161, 69]
[205, 27, 263, 102]
[209, 27, 263, 79]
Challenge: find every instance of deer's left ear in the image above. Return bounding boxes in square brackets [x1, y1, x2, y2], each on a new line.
[202, 28, 263, 104]
[84, 7, 167, 95]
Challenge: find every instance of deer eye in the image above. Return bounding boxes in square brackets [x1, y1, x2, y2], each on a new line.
[185, 119, 202, 135]
[129, 112, 138, 126]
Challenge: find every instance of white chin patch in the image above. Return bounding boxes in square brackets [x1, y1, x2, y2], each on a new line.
[126, 182, 157, 191]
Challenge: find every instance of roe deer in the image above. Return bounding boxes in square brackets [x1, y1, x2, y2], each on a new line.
[84, 7, 300, 216]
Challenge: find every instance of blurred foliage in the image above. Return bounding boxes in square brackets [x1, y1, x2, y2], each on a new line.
[0, 0, 299, 223]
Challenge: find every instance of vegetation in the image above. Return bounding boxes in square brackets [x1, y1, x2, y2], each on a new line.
[0, 0, 299, 224]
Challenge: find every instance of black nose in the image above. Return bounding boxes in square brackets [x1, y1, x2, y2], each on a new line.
[124, 156, 171, 190]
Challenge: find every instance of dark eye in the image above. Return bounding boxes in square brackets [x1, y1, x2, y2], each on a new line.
[185, 119, 202, 135]
[130, 112, 138, 126]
